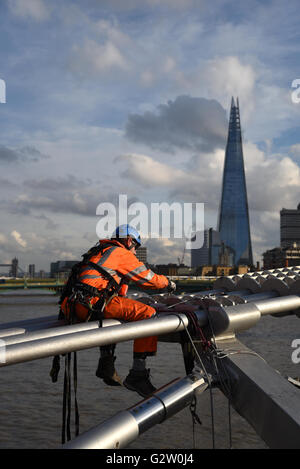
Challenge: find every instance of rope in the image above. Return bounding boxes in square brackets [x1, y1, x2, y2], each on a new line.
[61, 300, 80, 445]
[161, 307, 246, 449]
[204, 310, 233, 449]
[161, 311, 216, 449]
[73, 352, 80, 438]
[62, 353, 71, 444]
[189, 395, 202, 448]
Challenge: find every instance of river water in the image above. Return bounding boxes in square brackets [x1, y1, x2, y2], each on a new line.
[0, 290, 299, 449]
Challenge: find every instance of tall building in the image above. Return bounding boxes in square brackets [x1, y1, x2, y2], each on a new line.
[28, 264, 35, 278]
[50, 260, 79, 278]
[191, 230, 209, 267]
[218, 97, 253, 266]
[280, 204, 300, 248]
[136, 247, 147, 264]
[11, 257, 18, 277]
[191, 229, 222, 267]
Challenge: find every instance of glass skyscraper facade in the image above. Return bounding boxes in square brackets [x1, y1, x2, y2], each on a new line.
[218, 98, 253, 266]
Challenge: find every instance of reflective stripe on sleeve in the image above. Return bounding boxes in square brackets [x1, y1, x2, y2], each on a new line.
[125, 264, 148, 280]
[134, 270, 155, 285]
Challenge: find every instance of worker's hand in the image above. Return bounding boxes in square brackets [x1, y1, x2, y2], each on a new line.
[167, 279, 176, 293]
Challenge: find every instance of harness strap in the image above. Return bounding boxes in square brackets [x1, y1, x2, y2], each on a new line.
[62, 352, 71, 444]
[73, 351, 79, 438]
[69, 259, 123, 323]
[61, 301, 80, 444]
[84, 261, 121, 291]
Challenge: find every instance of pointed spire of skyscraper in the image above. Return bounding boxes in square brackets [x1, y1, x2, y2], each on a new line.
[218, 98, 253, 266]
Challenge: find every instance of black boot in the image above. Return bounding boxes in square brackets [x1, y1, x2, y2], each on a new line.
[123, 369, 156, 397]
[96, 356, 122, 386]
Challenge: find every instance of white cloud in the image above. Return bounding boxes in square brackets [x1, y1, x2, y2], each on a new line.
[202, 56, 256, 120]
[117, 148, 224, 211]
[244, 141, 300, 212]
[290, 144, 300, 159]
[8, 0, 49, 21]
[70, 39, 128, 76]
[140, 71, 155, 87]
[117, 153, 194, 187]
[94, 19, 132, 47]
[163, 56, 176, 74]
[11, 230, 27, 248]
[0, 234, 7, 245]
[144, 237, 187, 265]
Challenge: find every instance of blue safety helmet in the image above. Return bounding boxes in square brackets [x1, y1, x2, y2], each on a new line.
[112, 224, 141, 247]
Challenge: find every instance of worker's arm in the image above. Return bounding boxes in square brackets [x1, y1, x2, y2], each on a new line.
[117, 248, 170, 290]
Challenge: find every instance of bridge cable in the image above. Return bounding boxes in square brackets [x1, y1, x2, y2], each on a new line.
[204, 311, 233, 448]
[162, 312, 216, 449]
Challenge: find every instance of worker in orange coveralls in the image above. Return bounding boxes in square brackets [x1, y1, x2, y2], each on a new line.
[60, 224, 176, 397]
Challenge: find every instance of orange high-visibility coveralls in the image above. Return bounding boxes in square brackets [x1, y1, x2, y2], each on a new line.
[61, 239, 169, 355]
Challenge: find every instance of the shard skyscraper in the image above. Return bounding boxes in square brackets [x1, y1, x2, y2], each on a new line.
[218, 97, 253, 266]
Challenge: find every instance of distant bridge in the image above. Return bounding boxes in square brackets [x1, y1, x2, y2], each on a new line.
[0, 280, 65, 292]
[0, 278, 214, 293]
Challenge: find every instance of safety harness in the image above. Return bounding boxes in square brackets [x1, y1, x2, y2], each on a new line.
[59, 241, 125, 322]
[50, 241, 125, 444]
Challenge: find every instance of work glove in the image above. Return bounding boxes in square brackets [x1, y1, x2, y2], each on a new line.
[167, 279, 176, 293]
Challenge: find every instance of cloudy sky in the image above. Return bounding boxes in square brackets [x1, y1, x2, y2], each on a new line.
[1, 0, 300, 272]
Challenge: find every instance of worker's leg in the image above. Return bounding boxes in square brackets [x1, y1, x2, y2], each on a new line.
[103, 296, 158, 355]
[104, 296, 157, 397]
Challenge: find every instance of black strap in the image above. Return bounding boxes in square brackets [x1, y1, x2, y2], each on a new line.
[61, 351, 79, 444]
[73, 352, 79, 438]
[49, 355, 60, 383]
[61, 300, 80, 445]
[62, 352, 71, 444]
[85, 261, 120, 291]
[189, 395, 202, 449]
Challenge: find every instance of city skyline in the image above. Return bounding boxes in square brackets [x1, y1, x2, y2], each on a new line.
[0, 1, 300, 271]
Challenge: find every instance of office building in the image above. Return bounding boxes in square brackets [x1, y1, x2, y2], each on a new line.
[280, 204, 300, 248]
[50, 260, 79, 278]
[191, 230, 209, 267]
[263, 243, 300, 269]
[218, 97, 253, 266]
[28, 264, 35, 278]
[136, 247, 147, 264]
[191, 229, 222, 267]
[11, 258, 18, 277]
